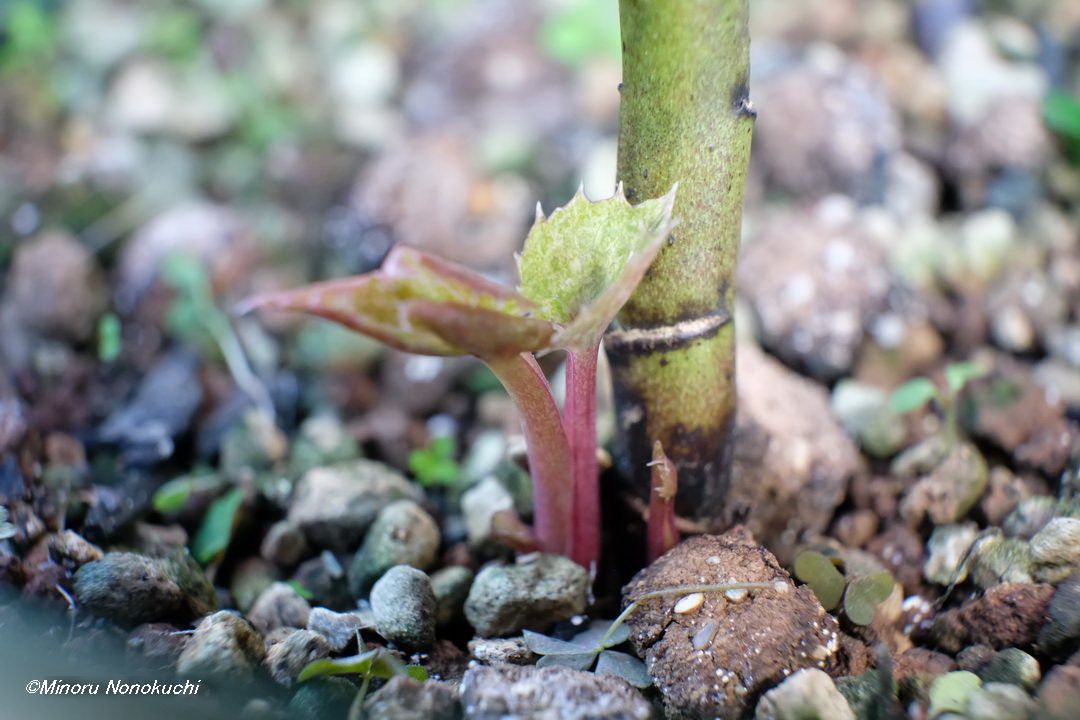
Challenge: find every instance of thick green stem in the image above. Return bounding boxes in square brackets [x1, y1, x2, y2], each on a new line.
[566, 346, 600, 570]
[607, 0, 753, 520]
[487, 353, 573, 559]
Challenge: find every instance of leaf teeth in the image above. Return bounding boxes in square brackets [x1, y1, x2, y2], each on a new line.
[535, 201, 545, 223]
[615, 181, 626, 201]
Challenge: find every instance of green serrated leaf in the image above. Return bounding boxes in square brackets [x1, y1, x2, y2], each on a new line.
[152, 472, 225, 514]
[794, 551, 846, 611]
[518, 185, 677, 350]
[298, 649, 380, 683]
[241, 246, 553, 360]
[843, 571, 895, 626]
[595, 650, 652, 688]
[888, 378, 939, 415]
[190, 487, 245, 565]
[945, 361, 985, 394]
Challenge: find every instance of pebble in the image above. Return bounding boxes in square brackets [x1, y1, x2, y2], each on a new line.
[260, 519, 310, 569]
[306, 606, 367, 652]
[1030, 518, 1080, 583]
[980, 648, 1041, 690]
[246, 581, 311, 635]
[460, 664, 652, 720]
[287, 460, 422, 552]
[176, 611, 266, 683]
[464, 553, 589, 637]
[754, 668, 855, 720]
[370, 565, 437, 650]
[363, 676, 460, 720]
[263, 629, 330, 687]
[348, 499, 440, 597]
[431, 565, 474, 626]
[924, 522, 979, 586]
[74, 551, 215, 628]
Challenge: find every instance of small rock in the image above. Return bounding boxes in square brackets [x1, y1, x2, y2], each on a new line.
[755, 668, 854, 720]
[623, 531, 856, 720]
[287, 677, 357, 720]
[900, 442, 988, 527]
[431, 565, 474, 626]
[467, 636, 537, 665]
[176, 611, 265, 682]
[461, 478, 515, 546]
[127, 623, 190, 669]
[220, 410, 288, 481]
[231, 557, 281, 614]
[247, 582, 311, 635]
[459, 664, 653, 720]
[370, 565, 437, 649]
[980, 648, 1041, 690]
[291, 551, 352, 610]
[49, 530, 103, 566]
[981, 467, 1035, 527]
[1004, 496, 1058, 539]
[465, 554, 589, 637]
[1036, 665, 1080, 720]
[726, 345, 865, 562]
[74, 551, 215, 628]
[969, 535, 1035, 589]
[1037, 574, 1080, 660]
[829, 380, 906, 458]
[924, 523, 979, 586]
[931, 583, 1054, 652]
[836, 670, 895, 719]
[289, 414, 360, 476]
[307, 606, 367, 652]
[1030, 518, 1080, 583]
[264, 629, 330, 687]
[3, 232, 106, 342]
[260, 520, 310, 569]
[348, 499, 440, 597]
[287, 460, 422, 552]
[363, 676, 461, 719]
[966, 682, 1035, 720]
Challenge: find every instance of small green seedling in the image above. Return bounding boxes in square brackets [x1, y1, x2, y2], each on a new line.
[524, 579, 786, 687]
[794, 550, 895, 626]
[408, 436, 461, 489]
[298, 637, 427, 720]
[888, 361, 987, 443]
[242, 185, 678, 570]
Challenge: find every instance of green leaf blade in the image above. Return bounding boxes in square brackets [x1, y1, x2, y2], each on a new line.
[191, 487, 245, 565]
[888, 378, 939, 414]
[518, 184, 678, 350]
[595, 650, 652, 688]
[843, 571, 895, 626]
[297, 650, 379, 683]
[945, 361, 985, 394]
[793, 551, 845, 611]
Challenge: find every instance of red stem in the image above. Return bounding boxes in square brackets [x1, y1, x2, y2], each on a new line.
[646, 440, 679, 563]
[565, 346, 600, 570]
[487, 353, 573, 558]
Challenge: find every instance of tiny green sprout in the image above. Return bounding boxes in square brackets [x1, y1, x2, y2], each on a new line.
[298, 639, 427, 720]
[888, 361, 987, 443]
[286, 580, 314, 601]
[794, 550, 896, 626]
[97, 313, 122, 363]
[190, 487, 245, 566]
[525, 579, 784, 687]
[408, 436, 461, 489]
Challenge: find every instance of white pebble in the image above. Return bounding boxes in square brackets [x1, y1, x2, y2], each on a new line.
[674, 593, 705, 614]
